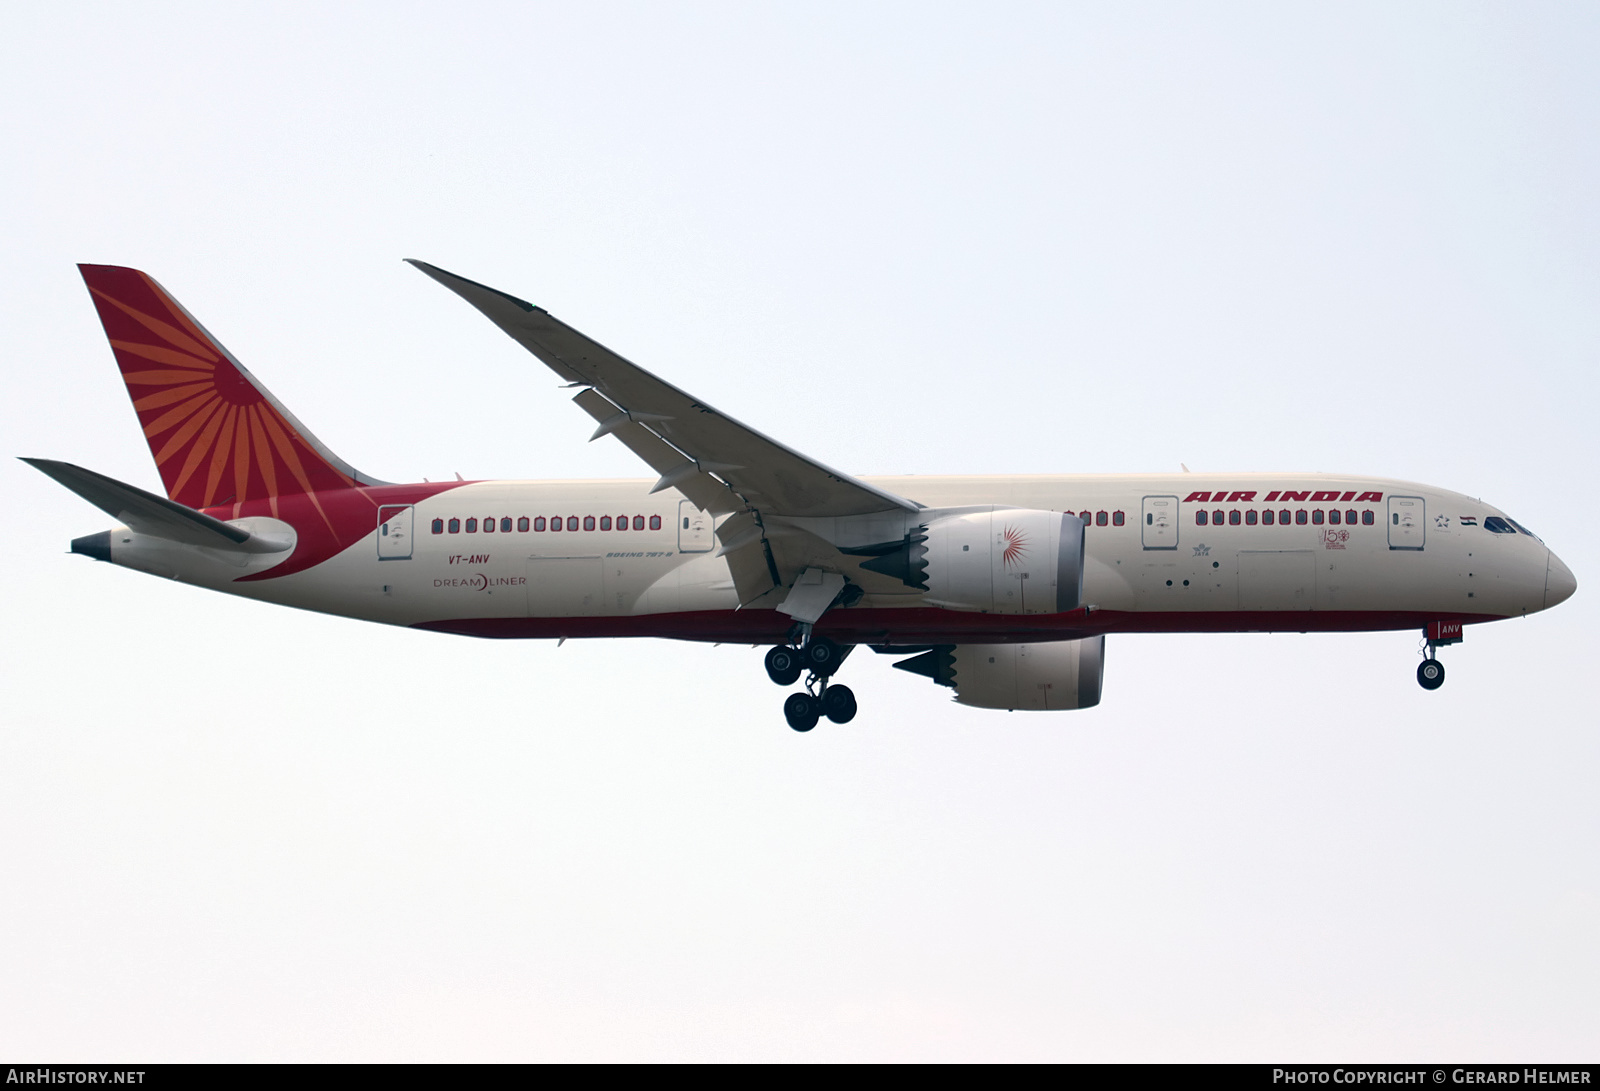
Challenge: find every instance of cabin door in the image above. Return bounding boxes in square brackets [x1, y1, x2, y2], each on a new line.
[1388, 496, 1426, 551]
[377, 505, 413, 560]
[678, 500, 713, 553]
[1142, 495, 1179, 550]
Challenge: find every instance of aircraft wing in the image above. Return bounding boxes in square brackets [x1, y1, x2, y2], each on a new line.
[407, 260, 919, 521]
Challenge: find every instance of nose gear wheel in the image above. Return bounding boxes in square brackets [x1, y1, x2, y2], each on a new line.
[1416, 629, 1450, 691]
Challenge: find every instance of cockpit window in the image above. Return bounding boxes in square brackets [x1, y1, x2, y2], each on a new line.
[1507, 518, 1541, 541]
[1483, 516, 1516, 534]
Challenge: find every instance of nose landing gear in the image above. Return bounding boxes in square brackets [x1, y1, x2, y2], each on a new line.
[768, 636, 856, 730]
[1416, 621, 1462, 691]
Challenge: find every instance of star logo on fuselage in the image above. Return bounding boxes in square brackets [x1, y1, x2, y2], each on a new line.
[1192, 543, 1211, 557]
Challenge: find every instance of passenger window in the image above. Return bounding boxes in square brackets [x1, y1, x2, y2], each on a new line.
[649, 514, 662, 530]
[600, 515, 612, 530]
[550, 516, 562, 532]
[448, 518, 460, 534]
[1280, 509, 1291, 525]
[1196, 510, 1208, 526]
[431, 518, 444, 534]
[1245, 509, 1257, 525]
[1346, 509, 1357, 525]
[501, 517, 513, 532]
[567, 516, 579, 531]
[1329, 510, 1340, 525]
[1313, 510, 1325, 525]
[1295, 510, 1308, 525]
[1213, 509, 1224, 526]
[1263, 510, 1275, 525]
[483, 517, 495, 533]
[1229, 510, 1241, 526]
[616, 514, 628, 531]
[1363, 510, 1374, 525]
[534, 516, 546, 531]
[518, 517, 530, 532]
[1096, 511, 1108, 526]
[633, 515, 645, 530]
[1112, 511, 1125, 526]
[584, 515, 596, 531]
[466, 518, 478, 533]
[1079, 510, 1092, 523]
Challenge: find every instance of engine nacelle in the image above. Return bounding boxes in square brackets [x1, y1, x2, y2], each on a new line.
[894, 637, 1106, 711]
[857, 508, 1084, 614]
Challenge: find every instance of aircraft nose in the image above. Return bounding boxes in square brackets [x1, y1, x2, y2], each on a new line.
[1545, 551, 1577, 610]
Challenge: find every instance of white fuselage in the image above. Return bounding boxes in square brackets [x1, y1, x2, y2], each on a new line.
[102, 472, 1571, 644]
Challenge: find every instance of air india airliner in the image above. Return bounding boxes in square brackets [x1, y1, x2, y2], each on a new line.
[26, 263, 1577, 731]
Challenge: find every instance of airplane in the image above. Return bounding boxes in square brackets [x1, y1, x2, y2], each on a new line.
[27, 262, 1577, 731]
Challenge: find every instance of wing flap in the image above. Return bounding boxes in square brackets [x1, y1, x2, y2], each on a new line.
[712, 509, 781, 606]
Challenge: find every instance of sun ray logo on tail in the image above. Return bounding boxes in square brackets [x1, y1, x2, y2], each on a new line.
[80, 265, 357, 527]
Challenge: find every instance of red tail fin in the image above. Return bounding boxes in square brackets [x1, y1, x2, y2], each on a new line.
[79, 264, 372, 511]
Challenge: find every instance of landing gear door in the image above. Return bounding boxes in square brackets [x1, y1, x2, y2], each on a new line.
[1388, 496, 1425, 551]
[377, 505, 413, 560]
[679, 499, 713, 553]
[1142, 495, 1179, 550]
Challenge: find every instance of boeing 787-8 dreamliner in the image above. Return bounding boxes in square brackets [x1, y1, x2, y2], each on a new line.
[26, 262, 1577, 730]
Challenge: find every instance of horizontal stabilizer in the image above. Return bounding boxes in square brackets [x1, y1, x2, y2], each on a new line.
[22, 458, 291, 553]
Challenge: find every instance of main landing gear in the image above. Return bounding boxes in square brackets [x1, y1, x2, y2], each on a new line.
[764, 645, 803, 686]
[767, 635, 856, 732]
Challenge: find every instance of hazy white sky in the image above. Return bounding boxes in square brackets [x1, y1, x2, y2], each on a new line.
[2, 1, 1596, 1061]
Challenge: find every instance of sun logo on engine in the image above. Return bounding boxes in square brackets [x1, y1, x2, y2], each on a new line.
[1000, 525, 1029, 568]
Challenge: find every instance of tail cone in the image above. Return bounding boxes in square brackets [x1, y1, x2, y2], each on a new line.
[71, 530, 112, 561]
